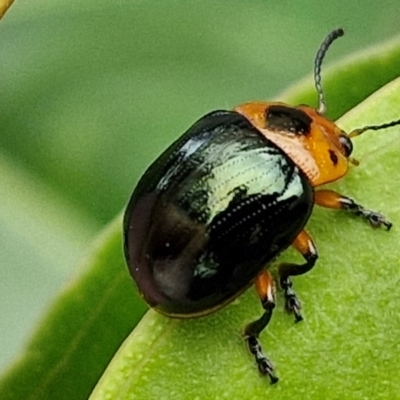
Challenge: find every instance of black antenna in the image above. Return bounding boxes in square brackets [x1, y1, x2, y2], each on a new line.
[349, 119, 400, 138]
[314, 28, 344, 114]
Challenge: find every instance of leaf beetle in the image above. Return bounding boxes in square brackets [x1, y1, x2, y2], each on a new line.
[123, 28, 400, 383]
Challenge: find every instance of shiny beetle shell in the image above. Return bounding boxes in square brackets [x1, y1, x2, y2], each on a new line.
[124, 108, 315, 317]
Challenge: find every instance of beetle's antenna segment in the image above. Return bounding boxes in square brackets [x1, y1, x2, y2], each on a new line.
[349, 118, 400, 138]
[314, 28, 344, 114]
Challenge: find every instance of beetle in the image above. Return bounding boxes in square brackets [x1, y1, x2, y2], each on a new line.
[123, 28, 400, 383]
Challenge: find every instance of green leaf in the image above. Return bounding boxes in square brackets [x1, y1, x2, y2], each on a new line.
[90, 78, 400, 399]
[0, 217, 147, 400]
[0, 153, 97, 369]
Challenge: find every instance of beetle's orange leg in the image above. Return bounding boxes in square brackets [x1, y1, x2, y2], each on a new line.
[278, 230, 318, 323]
[315, 189, 392, 230]
[244, 270, 278, 384]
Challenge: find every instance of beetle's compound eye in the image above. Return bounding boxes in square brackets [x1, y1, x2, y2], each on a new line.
[339, 134, 353, 157]
[265, 105, 312, 135]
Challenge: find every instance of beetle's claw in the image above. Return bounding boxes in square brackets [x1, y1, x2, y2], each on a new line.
[246, 335, 279, 384]
[281, 278, 303, 323]
[256, 356, 279, 384]
[269, 374, 279, 385]
[367, 212, 392, 230]
[285, 294, 303, 323]
[293, 306, 303, 323]
[266, 369, 279, 385]
[364, 210, 393, 231]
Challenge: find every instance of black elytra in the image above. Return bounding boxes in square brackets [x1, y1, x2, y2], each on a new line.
[124, 110, 314, 317]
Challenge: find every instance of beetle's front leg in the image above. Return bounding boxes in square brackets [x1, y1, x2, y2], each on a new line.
[315, 189, 392, 230]
[244, 270, 278, 384]
[278, 230, 318, 323]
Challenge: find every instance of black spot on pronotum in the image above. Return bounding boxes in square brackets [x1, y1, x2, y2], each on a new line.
[329, 150, 338, 166]
[266, 105, 312, 135]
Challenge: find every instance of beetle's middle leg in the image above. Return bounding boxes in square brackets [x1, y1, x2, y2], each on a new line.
[244, 270, 279, 384]
[278, 230, 318, 323]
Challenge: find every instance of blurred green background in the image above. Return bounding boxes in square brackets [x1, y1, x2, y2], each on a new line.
[1, 0, 400, 371]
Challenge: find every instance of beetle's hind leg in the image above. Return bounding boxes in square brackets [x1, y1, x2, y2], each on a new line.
[244, 270, 279, 384]
[279, 230, 318, 322]
[315, 189, 392, 230]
